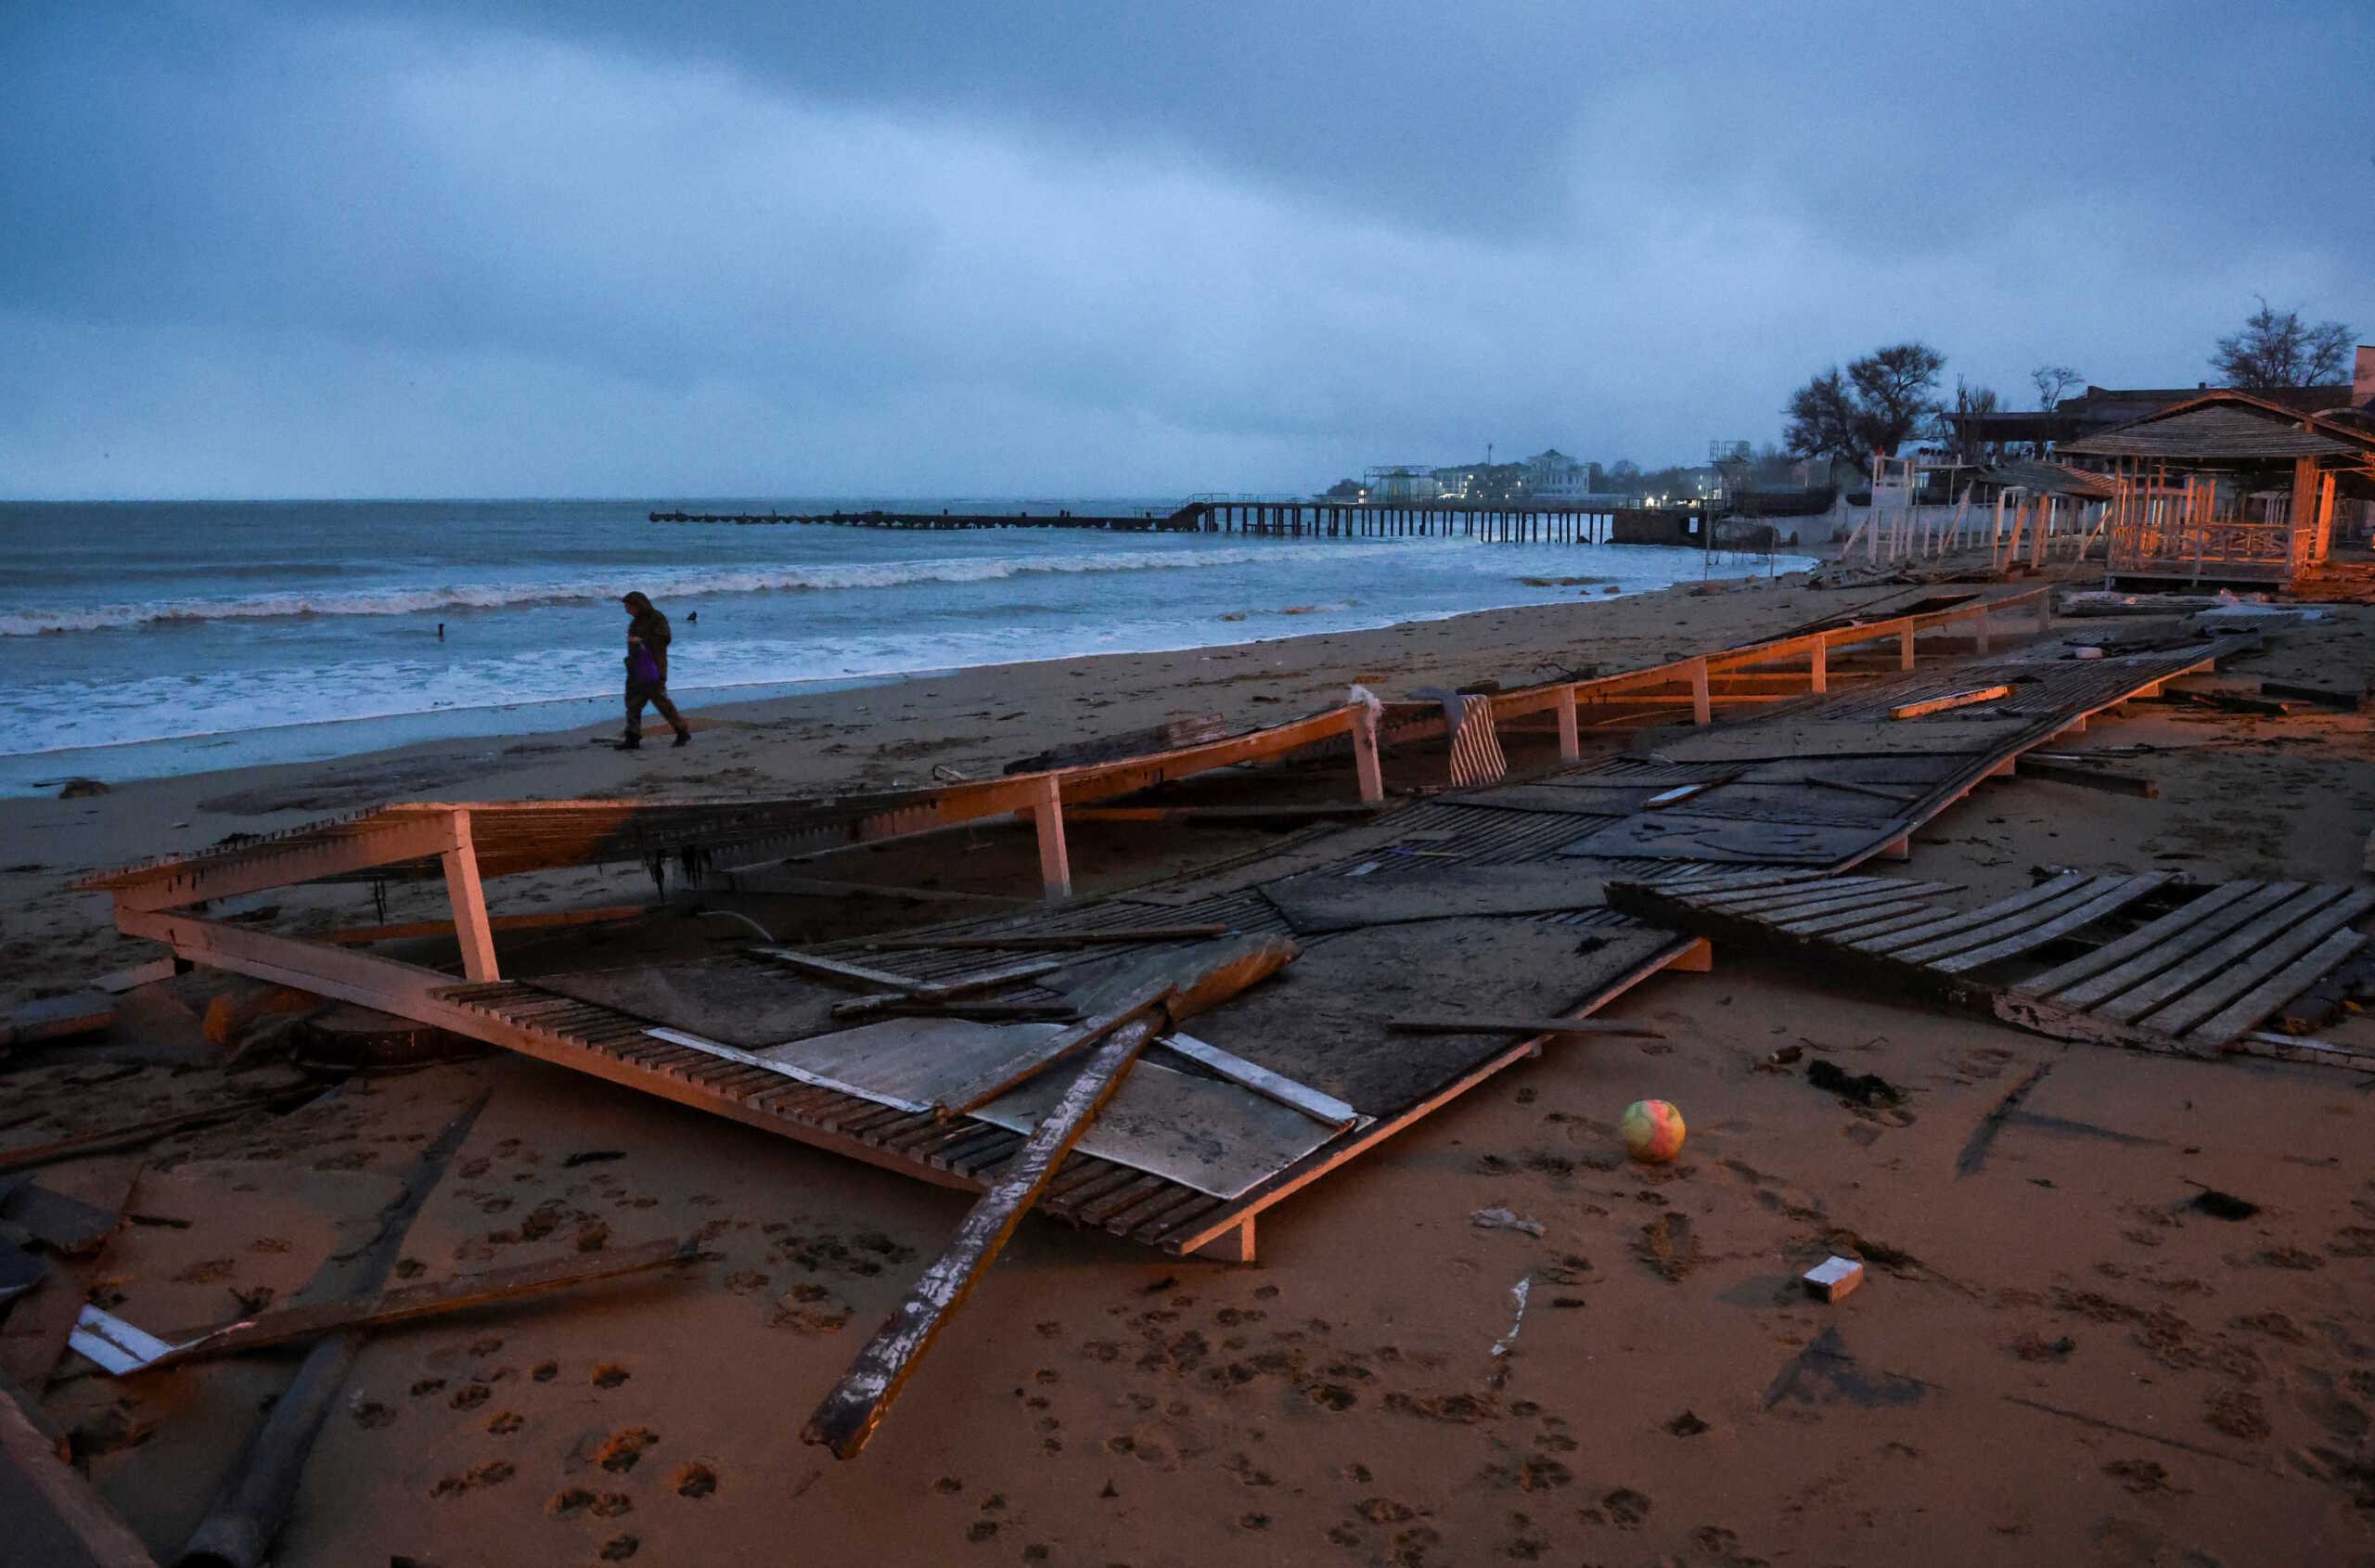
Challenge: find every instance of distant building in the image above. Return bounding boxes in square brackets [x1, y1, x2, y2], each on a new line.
[1522, 448, 1593, 500]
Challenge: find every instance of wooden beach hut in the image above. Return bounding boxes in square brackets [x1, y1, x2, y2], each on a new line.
[2058, 391, 2375, 586]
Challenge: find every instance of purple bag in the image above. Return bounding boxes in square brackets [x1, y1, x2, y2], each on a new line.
[628, 646, 661, 687]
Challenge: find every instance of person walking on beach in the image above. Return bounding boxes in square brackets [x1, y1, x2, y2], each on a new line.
[618, 590, 691, 750]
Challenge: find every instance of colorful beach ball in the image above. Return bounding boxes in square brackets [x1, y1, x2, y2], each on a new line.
[1620, 1099, 1686, 1163]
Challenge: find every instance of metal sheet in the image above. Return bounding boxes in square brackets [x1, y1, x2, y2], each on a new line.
[757, 1017, 1072, 1113]
[971, 1060, 1340, 1200]
[1559, 812, 1880, 864]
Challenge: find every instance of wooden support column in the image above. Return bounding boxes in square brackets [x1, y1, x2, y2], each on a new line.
[1191, 1215, 1255, 1263]
[1809, 640, 1828, 694]
[1351, 706, 1385, 803]
[1689, 658, 1712, 726]
[2035, 591, 2053, 637]
[1898, 624, 1916, 671]
[1029, 776, 1072, 902]
[1556, 687, 1581, 762]
[1972, 604, 1990, 655]
[440, 809, 499, 983]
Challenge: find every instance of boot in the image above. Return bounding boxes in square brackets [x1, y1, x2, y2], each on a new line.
[614, 735, 641, 751]
[673, 729, 692, 748]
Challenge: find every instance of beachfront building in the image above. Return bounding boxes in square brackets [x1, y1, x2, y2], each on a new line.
[2056, 390, 2375, 585]
[1944, 362, 2369, 457]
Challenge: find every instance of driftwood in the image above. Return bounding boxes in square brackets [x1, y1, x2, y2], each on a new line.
[0, 1088, 316, 1176]
[83, 1238, 699, 1376]
[2012, 756, 2158, 798]
[0, 1376, 158, 1567]
[174, 1092, 488, 1568]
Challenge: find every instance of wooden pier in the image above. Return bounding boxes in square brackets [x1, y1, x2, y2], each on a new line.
[648, 498, 1701, 546]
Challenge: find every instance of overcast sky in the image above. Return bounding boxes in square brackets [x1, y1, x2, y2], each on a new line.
[3, 1, 2369, 499]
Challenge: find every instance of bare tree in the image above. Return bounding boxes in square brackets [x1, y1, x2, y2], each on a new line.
[2030, 364, 2082, 410]
[2213, 298, 2355, 389]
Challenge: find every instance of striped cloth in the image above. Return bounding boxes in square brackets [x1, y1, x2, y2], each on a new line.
[1446, 694, 1508, 788]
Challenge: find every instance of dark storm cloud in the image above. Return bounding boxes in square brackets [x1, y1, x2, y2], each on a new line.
[1, 1, 2369, 496]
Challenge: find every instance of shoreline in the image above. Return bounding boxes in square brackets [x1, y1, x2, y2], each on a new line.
[1, 555, 1815, 795]
[2, 569, 1876, 1000]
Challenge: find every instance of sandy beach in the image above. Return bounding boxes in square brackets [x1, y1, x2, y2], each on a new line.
[12, 572, 2375, 1567]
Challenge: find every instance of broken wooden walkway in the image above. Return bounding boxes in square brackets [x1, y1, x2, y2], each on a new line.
[1611, 870, 2375, 1071]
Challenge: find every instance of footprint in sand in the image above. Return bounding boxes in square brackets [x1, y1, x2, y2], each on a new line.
[429, 1459, 514, 1497]
[595, 1427, 659, 1473]
[674, 1461, 717, 1499]
[591, 1363, 630, 1389]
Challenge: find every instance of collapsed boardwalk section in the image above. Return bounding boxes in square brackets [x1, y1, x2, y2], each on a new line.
[74, 605, 2252, 1269]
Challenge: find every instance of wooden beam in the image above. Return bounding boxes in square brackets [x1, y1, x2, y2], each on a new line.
[1891, 685, 2011, 721]
[439, 810, 499, 983]
[82, 1238, 699, 1375]
[1351, 704, 1384, 803]
[801, 1005, 1163, 1460]
[1386, 1015, 1663, 1040]
[325, 905, 651, 947]
[1689, 658, 1712, 726]
[2012, 757, 2158, 798]
[1555, 687, 1581, 762]
[112, 810, 460, 913]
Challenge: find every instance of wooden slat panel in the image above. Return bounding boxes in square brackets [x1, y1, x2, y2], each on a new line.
[1688, 875, 1881, 910]
[1931, 874, 2171, 974]
[2094, 886, 2354, 1023]
[2187, 931, 2369, 1047]
[1855, 871, 2092, 954]
[2133, 893, 2375, 1036]
[1777, 894, 1948, 937]
[1894, 874, 2154, 965]
[2015, 881, 2259, 999]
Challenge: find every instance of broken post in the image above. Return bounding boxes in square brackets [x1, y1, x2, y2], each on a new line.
[1030, 775, 1071, 903]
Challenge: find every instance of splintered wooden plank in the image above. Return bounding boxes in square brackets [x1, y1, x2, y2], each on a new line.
[2186, 930, 2369, 1047]
[1887, 876, 2136, 965]
[89, 1238, 698, 1374]
[1891, 685, 2012, 720]
[1754, 881, 1958, 925]
[2012, 882, 2257, 999]
[1805, 900, 1962, 945]
[1385, 1015, 1663, 1040]
[2132, 893, 2375, 1036]
[2095, 887, 2363, 1025]
[1855, 872, 2091, 955]
[800, 1008, 1162, 1460]
[1777, 893, 1949, 937]
[2039, 882, 2302, 1009]
[1931, 874, 2172, 974]
[1688, 875, 1888, 910]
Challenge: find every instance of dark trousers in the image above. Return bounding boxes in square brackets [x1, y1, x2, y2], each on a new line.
[626, 679, 687, 739]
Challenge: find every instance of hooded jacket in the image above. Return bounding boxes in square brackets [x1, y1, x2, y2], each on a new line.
[623, 595, 672, 685]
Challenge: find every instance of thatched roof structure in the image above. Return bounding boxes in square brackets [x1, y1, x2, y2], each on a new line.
[2060, 395, 2366, 461]
[1972, 458, 2120, 498]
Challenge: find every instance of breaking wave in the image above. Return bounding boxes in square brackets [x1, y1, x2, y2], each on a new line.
[0, 540, 1416, 636]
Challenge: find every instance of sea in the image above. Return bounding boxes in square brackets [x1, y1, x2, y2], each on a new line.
[0, 499, 1809, 796]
